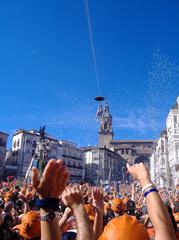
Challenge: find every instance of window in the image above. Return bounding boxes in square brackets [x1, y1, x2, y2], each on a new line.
[176, 144, 179, 163]
[121, 149, 124, 155]
[174, 115, 179, 134]
[161, 140, 164, 153]
[126, 149, 129, 154]
[32, 150, 35, 156]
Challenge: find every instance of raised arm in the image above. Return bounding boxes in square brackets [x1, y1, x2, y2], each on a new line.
[91, 187, 104, 240]
[62, 185, 94, 240]
[127, 162, 176, 240]
[32, 159, 69, 240]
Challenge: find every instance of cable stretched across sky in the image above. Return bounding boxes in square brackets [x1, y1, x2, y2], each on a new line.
[84, 0, 101, 95]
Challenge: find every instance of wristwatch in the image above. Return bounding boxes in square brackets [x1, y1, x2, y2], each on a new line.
[40, 211, 56, 222]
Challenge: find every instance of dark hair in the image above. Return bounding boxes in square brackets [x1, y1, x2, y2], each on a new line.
[15, 185, 20, 191]
[15, 199, 24, 209]
[3, 214, 14, 228]
[165, 205, 177, 232]
[126, 200, 136, 215]
[27, 199, 36, 210]
[0, 199, 4, 209]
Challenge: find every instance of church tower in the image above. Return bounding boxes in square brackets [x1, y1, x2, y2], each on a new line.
[98, 101, 114, 148]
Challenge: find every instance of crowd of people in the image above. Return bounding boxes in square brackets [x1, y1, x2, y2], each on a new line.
[0, 159, 178, 240]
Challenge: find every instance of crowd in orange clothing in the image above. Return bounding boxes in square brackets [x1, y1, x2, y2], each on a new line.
[0, 162, 178, 240]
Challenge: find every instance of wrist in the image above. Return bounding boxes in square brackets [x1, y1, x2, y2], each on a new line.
[71, 203, 84, 211]
[139, 178, 152, 188]
[36, 198, 59, 211]
[40, 209, 58, 222]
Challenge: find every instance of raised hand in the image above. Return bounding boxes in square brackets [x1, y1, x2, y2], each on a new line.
[62, 185, 84, 209]
[32, 159, 69, 199]
[126, 162, 151, 186]
[92, 187, 104, 214]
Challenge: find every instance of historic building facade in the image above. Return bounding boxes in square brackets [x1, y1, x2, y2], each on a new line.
[150, 97, 179, 188]
[58, 140, 84, 182]
[0, 131, 8, 178]
[98, 101, 155, 165]
[150, 130, 171, 188]
[84, 100, 155, 184]
[4, 129, 84, 181]
[84, 146, 126, 185]
[4, 129, 59, 178]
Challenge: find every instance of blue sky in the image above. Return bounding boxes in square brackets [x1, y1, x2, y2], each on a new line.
[0, 0, 179, 148]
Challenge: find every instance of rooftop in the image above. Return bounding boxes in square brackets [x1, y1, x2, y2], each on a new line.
[0, 131, 9, 136]
[110, 139, 156, 143]
[13, 129, 58, 141]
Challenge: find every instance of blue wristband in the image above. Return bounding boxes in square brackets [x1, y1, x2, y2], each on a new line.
[144, 188, 158, 198]
[36, 198, 59, 211]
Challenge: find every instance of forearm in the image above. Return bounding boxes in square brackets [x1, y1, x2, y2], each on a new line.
[73, 204, 94, 240]
[40, 209, 61, 240]
[93, 211, 103, 240]
[58, 213, 68, 230]
[140, 178, 176, 240]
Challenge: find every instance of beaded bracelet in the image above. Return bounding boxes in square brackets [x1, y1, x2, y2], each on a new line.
[144, 188, 158, 198]
[142, 183, 154, 193]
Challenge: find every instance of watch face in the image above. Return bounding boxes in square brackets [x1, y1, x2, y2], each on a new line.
[42, 211, 56, 222]
[48, 211, 56, 221]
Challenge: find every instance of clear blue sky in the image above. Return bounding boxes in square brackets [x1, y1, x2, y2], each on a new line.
[0, 0, 179, 148]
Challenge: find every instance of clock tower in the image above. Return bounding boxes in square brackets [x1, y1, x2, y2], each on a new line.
[98, 101, 114, 147]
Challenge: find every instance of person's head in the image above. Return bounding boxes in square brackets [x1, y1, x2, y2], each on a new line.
[0, 198, 4, 211]
[27, 199, 36, 210]
[17, 210, 41, 239]
[111, 198, 125, 216]
[165, 204, 177, 232]
[4, 201, 14, 213]
[15, 199, 24, 209]
[3, 213, 14, 228]
[15, 185, 20, 191]
[126, 200, 136, 216]
[99, 214, 149, 240]
[67, 216, 77, 230]
[11, 190, 19, 202]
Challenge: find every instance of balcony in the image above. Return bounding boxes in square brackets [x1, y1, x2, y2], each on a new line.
[62, 154, 83, 161]
[67, 164, 83, 169]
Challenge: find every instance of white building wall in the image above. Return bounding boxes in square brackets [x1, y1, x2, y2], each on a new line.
[11, 130, 59, 178]
[58, 140, 84, 181]
[151, 97, 179, 188]
[166, 97, 179, 186]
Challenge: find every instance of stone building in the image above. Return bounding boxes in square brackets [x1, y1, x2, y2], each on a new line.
[84, 146, 126, 185]
[58, 140, 84, 182]
[150, 130, 171, 188]
[151, 97, 179, 188]
[4, 129, 84, 181]
[98, 101, 155, 166]
[4, 129, 59, 178]
[84, 100, 155, 184]
[0, 131, 8, 178]
[166, 97, 179, 186]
